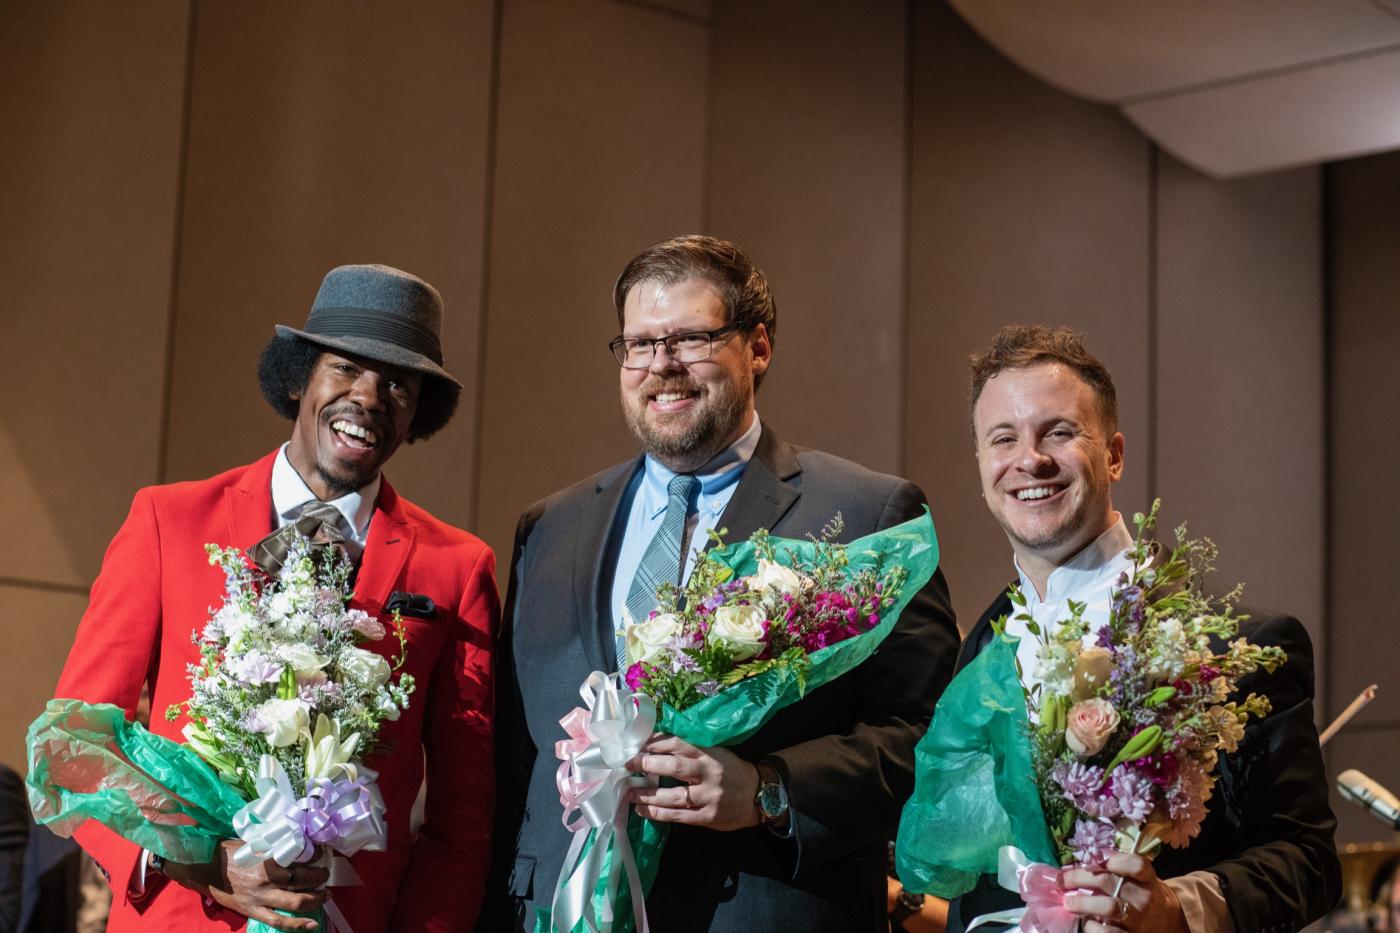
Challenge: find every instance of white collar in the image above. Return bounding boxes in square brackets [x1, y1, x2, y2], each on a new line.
[271, 444, 379, 540]
[640, 413, 762, 518]
[1015, 514, 1135, 608]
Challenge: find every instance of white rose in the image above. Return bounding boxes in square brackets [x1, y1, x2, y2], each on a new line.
[278, 643, 330, 676]
[708, 604, 767, 661]
[744, 559, 808, 598]
[624, 612, 682, 666]
[339, 647, 392, 687]
[253, 698, 310, 748]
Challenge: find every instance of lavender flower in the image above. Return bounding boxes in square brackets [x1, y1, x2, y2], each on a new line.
[1110, 768, 1155, 822]
[1068, 818, 1117, 866]
[229, 650, 282, 686]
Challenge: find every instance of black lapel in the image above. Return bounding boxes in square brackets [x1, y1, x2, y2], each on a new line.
[711, 426, 801, 545]
[573, 458, 643, 674]
[955, 587, 1015, 674]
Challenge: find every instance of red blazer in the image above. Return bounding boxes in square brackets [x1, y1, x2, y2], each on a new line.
[54, 450, 499, 931]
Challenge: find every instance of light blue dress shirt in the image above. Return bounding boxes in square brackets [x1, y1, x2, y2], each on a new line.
[608, 414, 763, 637]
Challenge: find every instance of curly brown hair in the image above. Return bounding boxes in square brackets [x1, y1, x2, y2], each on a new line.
[968, 324, 1117, 434]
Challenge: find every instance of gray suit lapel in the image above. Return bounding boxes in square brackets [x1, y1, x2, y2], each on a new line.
[713, 427, 802, 545]
[574, 458, 643, 674]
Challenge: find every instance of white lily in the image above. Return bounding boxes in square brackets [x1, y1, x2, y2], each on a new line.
[303, 714, 361, 783]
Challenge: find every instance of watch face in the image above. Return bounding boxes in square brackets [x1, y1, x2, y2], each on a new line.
[757, 782, 787, 818]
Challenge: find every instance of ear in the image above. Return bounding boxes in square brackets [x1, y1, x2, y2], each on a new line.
[748, 324, 772, 378]
[1107, 431, 1125, 482]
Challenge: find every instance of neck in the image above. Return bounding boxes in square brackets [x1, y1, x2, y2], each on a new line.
[1012, 511, 1117, 600]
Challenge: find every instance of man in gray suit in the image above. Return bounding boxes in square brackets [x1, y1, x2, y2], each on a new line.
[482, 236, 959, 932]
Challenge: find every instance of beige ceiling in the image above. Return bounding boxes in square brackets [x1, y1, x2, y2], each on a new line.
[949, 0, 1400, 176]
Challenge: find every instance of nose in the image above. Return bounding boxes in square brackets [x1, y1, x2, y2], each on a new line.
[645, 340, 684, 375]
[1016, 440, 1054, 473]
[348, 370, 389, 410]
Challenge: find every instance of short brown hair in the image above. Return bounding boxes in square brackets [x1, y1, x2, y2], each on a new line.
[968, 324, 1117, 432]
[613, 236, 777, 388]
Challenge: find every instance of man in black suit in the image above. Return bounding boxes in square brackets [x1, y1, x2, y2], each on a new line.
[948, 324, 1339, 932]
[483, 236, 959, 932]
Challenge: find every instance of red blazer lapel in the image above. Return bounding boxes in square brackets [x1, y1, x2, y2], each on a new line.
[223, 450, 279, 546]
[355, 477, 415, 614]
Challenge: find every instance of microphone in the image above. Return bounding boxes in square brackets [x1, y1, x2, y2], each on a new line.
[1337, 768, 1400, 830]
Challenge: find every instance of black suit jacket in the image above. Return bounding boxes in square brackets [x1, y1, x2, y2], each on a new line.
[947, 590, 1341, 933]
[481, 428, 960, 932]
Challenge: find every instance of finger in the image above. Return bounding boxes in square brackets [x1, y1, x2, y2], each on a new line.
[1081, 923, 1126, 933]
[248, 904, 321, 932]
[630, 785, 694, 809]
[632, 802, 705, 825]
[1102, 852, 1155, 882]
[633, 753, 699, 781]
[1061, 868, 1115, 893]
[1064, 891, 1123, 919]
[642, 734, 696, 756]
[262, 887, 330, 913]
[276, 863, 330, 893]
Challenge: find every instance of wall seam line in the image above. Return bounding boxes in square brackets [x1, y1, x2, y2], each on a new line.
[1146, 144, 1159, 505]
[156, 0, 199, 485]
[467, 0, 506, 534]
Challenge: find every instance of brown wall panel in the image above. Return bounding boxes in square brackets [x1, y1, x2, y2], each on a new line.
[1328, 151, 1400, 736]
[165, 0, 494, 532]
[904, 1, 1151, 628]
[1155, 157, 1326, 687]
[0, 586, 89, 770]
[0, 2, 189, 586]
[707, 0, 908, 473]
[474, 0, 708, 562]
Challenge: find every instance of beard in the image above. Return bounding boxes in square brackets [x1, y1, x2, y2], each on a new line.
[622, 373, 752, 472]
[993, 487, 1105, 559]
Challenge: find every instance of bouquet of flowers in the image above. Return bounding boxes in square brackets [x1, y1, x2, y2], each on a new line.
[622, 514, 908, 716]
[28, 533, 414, 932]
[543, 510, 939, 933]
[895, 502, 1285, 928]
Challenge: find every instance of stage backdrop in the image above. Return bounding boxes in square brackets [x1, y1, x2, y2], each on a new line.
[2, 0, 1390, 848]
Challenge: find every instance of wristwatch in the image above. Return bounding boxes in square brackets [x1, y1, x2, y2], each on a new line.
[147, 850, 167, 876]
[889, 886, 925, 929]
[753, 759, 789, 826]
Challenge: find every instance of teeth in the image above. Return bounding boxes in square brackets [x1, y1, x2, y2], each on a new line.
[1016, 486, 1059, 501]
[332, 421, 377, 445]
[654, 392, 692, 403]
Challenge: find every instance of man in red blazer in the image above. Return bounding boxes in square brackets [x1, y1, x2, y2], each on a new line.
[54, 264, 498, 931]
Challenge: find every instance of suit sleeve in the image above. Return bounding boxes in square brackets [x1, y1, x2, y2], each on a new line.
[476, 510, 540, 932]
[53, 488, 163, 906]
[1209, 614, 1341, 931]
[768, 481, 960, 875]
[391, 543, 500, 932]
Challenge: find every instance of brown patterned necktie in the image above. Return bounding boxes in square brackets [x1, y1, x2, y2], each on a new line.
[248, 500, 355, 575]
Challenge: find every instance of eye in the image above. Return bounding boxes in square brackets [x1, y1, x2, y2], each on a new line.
[669, 333, 710, 351]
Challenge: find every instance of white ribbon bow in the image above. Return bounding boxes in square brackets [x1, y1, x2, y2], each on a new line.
[549, 671, 658, 933]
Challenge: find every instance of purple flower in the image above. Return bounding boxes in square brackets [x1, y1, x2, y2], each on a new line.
[1110, 767, 1155, 822]
[1052, 761, 1106, 812]
[624, 663, 648, 691]
[229, 651, 282, 686]
[695, 681, 719, 697]
[1068, 818, 1116, 867]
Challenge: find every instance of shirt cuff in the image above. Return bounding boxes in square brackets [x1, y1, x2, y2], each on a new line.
[1164, 871, 1234, 933]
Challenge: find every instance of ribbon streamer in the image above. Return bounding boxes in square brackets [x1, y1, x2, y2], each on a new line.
[549, 671, 658, 933]
[965, 846, 1078, 933]
[232, 755, 387, 869]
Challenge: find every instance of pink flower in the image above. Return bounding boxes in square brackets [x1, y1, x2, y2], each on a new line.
[349, 609, 386, 640]
[1066, 698, 1120, 758]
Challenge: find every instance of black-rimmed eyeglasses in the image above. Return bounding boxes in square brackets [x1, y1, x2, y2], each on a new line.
[608, 324, 743, 369]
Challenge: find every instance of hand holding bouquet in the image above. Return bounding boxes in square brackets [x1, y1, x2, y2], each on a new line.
[896, 501, 1285, 928]
[28, 531, 415, 932]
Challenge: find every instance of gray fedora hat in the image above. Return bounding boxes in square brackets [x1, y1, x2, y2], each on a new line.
[275, 263, 462, 388]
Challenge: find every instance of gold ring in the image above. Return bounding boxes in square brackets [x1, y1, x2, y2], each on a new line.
[682, 785, 694, 809]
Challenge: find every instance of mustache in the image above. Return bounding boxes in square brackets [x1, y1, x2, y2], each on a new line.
[637, 377, 701, 396]
[321, 403, 386, 430]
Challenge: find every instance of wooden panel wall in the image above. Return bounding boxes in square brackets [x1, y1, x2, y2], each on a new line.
[1, 2, 1346, 793]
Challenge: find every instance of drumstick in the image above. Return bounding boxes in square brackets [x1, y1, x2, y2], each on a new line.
[1319, 684, 1379, 747]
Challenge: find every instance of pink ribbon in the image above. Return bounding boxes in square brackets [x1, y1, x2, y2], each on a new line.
[1017, 862, 1077, 933]
[555, 708, 605, 832]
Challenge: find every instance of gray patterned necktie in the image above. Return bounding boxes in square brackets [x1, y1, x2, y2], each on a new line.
[619, 474, 699, 669]
[249, 500, 356, 575]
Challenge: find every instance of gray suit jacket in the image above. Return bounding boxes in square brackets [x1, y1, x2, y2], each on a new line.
[481, 427, 959, 932]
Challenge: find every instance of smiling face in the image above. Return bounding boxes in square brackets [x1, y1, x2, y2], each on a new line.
[973, 362, 1124, 585]
[285, 351, 422, 499]
[618, 277, 770, 473]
